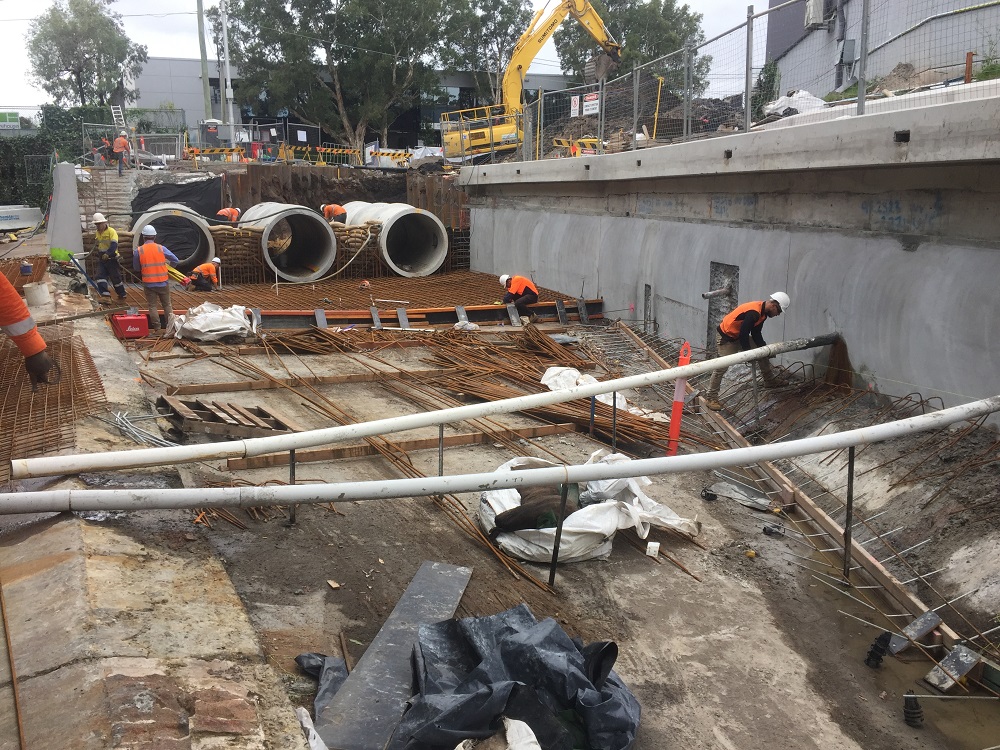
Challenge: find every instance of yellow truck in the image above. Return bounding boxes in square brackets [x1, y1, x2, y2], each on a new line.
[441, 0, 621, 160]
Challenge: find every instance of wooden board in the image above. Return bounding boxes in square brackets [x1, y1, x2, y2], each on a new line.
[316, 561, 472, 750]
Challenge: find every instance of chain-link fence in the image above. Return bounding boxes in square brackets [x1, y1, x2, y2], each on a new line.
[24, 154, 52, 186]
[518, 0, 1000, 159]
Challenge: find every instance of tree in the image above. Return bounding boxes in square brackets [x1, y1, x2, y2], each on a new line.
[222, 0, 454, 152]
[439, 0, 534, 106]
[26, 0, 147, 107]
[751, 59, 780, 122]
[553, 0, 705, 83]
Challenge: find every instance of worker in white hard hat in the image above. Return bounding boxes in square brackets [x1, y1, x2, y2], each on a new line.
[112, 130, 130, 176]
[189, 256, 222, 292]
[132, 225, 180, 333]
[498, 273, 539, 324]
[703, 292, 790, 411]
[91, 212, 128, 300]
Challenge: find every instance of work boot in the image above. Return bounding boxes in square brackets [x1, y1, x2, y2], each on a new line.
[528, 313, 539, 323]
[704, 396, 722, 411]
[520, 316, 531, 326]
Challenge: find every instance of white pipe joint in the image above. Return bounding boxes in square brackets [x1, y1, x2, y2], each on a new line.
[241, 202, 338, 282]
[342, 201, 448, 277]
[132, 203, 217, 273]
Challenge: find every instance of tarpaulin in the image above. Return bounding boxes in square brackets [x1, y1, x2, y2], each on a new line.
[387, 604, 640, 750]
[131, 177, 222, 261]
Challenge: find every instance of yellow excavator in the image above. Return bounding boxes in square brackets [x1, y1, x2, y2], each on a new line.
[440, 0, 621, 160]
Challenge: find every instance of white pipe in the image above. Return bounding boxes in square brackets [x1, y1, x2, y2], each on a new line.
[241, 203, 338, 282]
[12, 335, 838, 479]
[342, 201, 448, 277]
[132, 203, 216, 273]
[2, 395, 997, 513]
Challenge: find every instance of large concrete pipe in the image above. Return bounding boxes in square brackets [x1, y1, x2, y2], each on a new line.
[241, 203, 338, 282]
[132, 203, 215, 273]
[343, 201, 448, 277]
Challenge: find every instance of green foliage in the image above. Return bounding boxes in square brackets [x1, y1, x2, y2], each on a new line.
[40, 104, 111, 155]
[0, 135, 55, 210]
[975, 32, 1000, 81]
[222, 0, 456, 151]
[823, 84, 857, 102]
[438, 0, 533, 106]
[26, 0, 147, 106]
[553, 0, 706, 84]
[751, 60, 780, 122]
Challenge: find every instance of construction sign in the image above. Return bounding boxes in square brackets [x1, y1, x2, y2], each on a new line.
[582, 93, 600, 116]
[0, 112, 20, 130]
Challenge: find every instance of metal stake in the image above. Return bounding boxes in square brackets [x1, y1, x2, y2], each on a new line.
[612, 392, 618, 452]
[589, 396, 596, 437]
[287, 448, 297, 525]
[438, 424, 444, 476]
[843, 445, 855, 578]
[548, 482, 570, 587]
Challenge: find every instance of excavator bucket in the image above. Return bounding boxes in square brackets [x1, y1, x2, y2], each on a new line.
[584, 51, 620, 84]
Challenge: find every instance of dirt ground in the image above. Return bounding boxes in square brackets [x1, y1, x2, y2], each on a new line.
[119, 337, 1000, 749]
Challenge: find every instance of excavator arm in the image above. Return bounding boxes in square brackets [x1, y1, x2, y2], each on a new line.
[501, 0, 622, 115]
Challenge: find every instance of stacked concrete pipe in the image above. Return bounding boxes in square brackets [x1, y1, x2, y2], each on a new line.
[241, 202, 338, 282]
[132, 203, 216, 273]
[343, 201, 448, 277]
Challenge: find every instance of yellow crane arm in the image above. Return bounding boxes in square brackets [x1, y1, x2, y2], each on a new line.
[501, 0, 621, 115]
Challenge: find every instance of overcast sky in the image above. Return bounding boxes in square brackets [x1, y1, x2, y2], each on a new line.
[0, 0, 754, 111]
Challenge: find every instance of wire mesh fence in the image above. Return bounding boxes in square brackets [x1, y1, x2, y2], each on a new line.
[514, 0, 1000, 160]
[24, 154, 52, 186]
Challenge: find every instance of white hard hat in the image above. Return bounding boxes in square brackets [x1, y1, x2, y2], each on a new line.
[92, 212, 107, 224]
[769, 291, 790, 311]
[120, 130, 127, 136]
[499, 274, 510, 286]
[234, 208, 241, 216]
[141, 225, 157, 236]
[320, 204, 328, 210]
[211, 257, 221, 264]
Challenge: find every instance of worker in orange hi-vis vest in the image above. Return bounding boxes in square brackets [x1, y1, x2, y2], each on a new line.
[216, 207, 241, 225]
[0, 274, 54, 389]
[320, 203, 347, 223]
[703, 291, 791, 412]
[112, 131, 130, 176]
[132, 225, 180, 334]
[499, 273, 539, 323]
[189, 257, 221, 292]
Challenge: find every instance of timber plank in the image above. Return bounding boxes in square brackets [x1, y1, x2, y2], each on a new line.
[159, 395, 200, 421]
[171, 368, 457, 395]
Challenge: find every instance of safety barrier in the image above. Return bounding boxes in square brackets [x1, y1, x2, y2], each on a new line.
[188, 147, 246, 167]
[369, 150, 413, 167]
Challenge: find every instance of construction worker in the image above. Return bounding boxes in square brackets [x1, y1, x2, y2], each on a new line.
[189, 257, 221, 292]
[216, 207, 241, 225]
[91, 213, 128, 300]
[321, 203, 347, 223]
[132, 225, 179, 334]
[0, 273, 54, 389]
[112, 130, 130, 176]
[703, 292, 790, 411]
[500, 273, 539, 323]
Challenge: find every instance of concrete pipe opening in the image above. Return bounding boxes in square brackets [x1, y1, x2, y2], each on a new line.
[241, 203, 338, 282]
[132, 203, 215, 273]
[343, 201, 448, 277]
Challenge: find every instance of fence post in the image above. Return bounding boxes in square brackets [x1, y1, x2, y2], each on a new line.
[632, 65, 640, 151]
[683, 44, 693, 140]
[538, 90, 545, 160]
[744, 5, 754, 131]
[857, 0, 872, 115]
[597, 79, 606, 154]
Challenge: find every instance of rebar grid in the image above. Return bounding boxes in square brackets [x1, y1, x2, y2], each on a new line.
[0, 257, 49, 293]
[0, 331, 107, 483]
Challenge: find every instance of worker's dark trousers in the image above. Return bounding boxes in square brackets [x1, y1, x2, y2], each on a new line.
[96, 257, 127, 299]
[705, 334, 776, 399]
[510, 292, 538, 317]
[143, 286, 174, 331]
[190, 275, 214, 292]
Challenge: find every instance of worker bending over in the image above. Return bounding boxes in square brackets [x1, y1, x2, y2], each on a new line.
[0, 274, 54, 389]
[91, 212, 128, 300]
[216, 207, 241, 225]
[112, 130, 130, 176]
[500, 274, 539, 323]
[321, 203, 347, 223]
[189, 257, 221, 292]
[703, 292, 789, 411]
[133, 225, 180, 334]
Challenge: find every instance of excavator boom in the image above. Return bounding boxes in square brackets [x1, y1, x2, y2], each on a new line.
[440, 0, 621, 160]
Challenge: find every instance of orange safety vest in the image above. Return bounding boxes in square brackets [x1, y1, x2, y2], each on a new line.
[508, 276, 538, 296]
[113, 136, 129, 154]
[217, 208, 240, 222]
[719, 301, 767, 339]
[192, 262, 218, 284]
[136, 241, 169, 284]
[0, 274, 46, 357]
[323, 204, 346, 220]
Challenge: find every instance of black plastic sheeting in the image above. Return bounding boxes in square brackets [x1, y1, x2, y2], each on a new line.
[131, 177, 223, 262]
[295, 653, 349, 719]
[386, 604, 641, 750]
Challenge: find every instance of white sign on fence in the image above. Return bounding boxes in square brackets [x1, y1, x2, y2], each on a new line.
[570, 96, 580, 118]
[582, 93, 600, 116]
